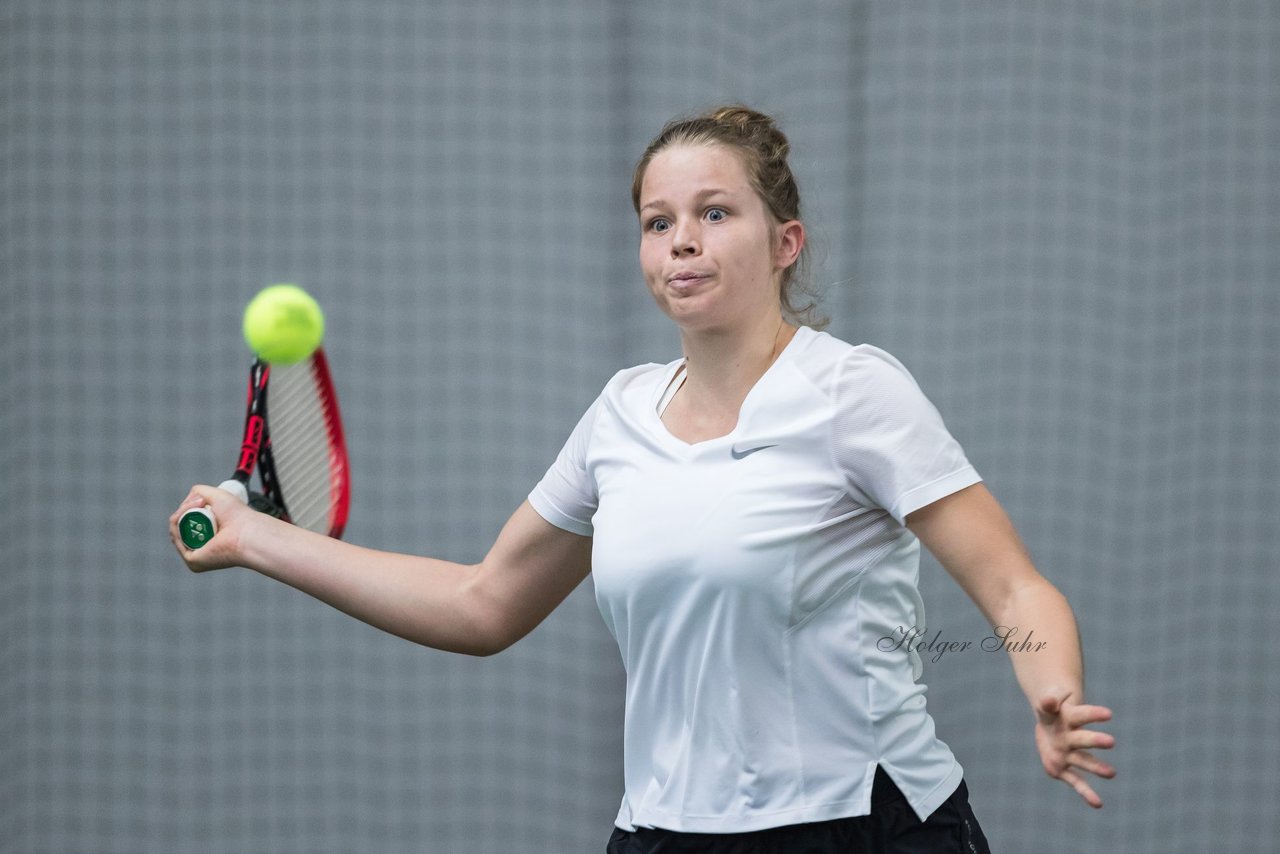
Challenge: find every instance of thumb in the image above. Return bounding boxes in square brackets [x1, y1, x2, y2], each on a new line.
[193, 480, 248, 508]
[1036, 690, 1069, 722]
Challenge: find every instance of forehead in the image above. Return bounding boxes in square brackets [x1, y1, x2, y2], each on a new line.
[639, 143, 753, 202]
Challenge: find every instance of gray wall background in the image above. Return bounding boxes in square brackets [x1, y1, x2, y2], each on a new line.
[3, 1, 1277, 852]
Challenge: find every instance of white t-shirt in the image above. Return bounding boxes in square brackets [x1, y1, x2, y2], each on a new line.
[528, 325, 983, 833]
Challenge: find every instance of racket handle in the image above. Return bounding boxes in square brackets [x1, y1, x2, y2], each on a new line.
[178, 479, 249, 549]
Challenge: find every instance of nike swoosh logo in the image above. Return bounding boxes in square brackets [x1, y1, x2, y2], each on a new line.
[730, 443, 778, 460]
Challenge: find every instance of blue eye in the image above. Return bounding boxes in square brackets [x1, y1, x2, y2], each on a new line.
[648, 218, 671, 233]
[706, 208, 726, 222]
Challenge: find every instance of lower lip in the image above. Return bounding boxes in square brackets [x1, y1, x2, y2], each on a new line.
[669, 276, 710, 291]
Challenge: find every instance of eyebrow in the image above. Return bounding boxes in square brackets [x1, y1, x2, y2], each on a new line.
[639, 188, 733, 214]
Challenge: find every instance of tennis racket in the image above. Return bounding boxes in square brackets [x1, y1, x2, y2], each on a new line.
[178, 349, 350, 549]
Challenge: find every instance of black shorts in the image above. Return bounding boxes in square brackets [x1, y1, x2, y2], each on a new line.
[605, 766, 991, 854]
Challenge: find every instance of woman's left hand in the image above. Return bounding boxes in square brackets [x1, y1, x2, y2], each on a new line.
[1033, 691, 1116, 808]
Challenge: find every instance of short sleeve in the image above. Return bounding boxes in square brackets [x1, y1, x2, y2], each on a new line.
[527, 394, 602, 537]
[832, 346, 982, 525]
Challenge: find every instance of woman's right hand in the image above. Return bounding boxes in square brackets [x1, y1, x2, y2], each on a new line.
[166, 495, 591, 656]
[169, 483, 266, 572]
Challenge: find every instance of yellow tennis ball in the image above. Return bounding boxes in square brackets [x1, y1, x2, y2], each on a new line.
[242, 284, 325, 364]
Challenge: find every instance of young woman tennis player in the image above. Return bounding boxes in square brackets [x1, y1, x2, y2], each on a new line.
[172, 105, 1115, 852]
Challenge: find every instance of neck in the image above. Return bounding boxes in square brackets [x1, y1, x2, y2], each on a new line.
[678, 314, 797, 408]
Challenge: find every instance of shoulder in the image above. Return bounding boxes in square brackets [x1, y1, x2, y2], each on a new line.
[787, 327, 922, 401]
[593, 357, 680, 413]
[604, 360, 673, 390]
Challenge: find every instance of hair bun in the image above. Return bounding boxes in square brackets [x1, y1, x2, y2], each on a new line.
[709, 105, 768, 127]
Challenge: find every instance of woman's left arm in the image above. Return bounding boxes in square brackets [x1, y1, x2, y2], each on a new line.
[906, 482, 1117, 808]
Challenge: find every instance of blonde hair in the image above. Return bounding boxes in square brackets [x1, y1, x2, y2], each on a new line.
[631, 105, 827, 329]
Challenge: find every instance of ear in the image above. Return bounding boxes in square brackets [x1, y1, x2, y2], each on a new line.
[773, 220, 805, 272]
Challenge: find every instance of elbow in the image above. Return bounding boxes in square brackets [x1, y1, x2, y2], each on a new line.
[390, 565, 512, 658]
[469, 626, 512, 658]
[458, 642, 505, 658]
[478, 639, 511, 658]
[466, 610, 537, 658]
[458, 565, 515, 657]
[989, 576, 1068, 629]
[432, 612, 507, 658]
[473, 610, 528, 657]
[407, 624, 506, 658]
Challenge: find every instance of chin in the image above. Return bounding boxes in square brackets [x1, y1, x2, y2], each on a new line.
[651, 288, 747, 335]
[667, 309, 737, 336]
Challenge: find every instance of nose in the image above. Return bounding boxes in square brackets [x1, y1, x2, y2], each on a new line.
[670, 219, 700, 257]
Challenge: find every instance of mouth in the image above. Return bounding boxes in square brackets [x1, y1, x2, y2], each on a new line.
[668, 272, 712, 289]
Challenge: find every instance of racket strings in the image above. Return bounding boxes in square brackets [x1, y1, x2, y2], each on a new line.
[267, 360, 343, 534]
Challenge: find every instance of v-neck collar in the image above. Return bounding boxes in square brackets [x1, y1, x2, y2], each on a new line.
[648, 325, 811, 454]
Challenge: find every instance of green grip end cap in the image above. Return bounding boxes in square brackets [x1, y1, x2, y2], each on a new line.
[179, 508, 216, 550]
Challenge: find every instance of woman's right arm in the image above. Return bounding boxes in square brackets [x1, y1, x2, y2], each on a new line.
[169, 484, 593, 657]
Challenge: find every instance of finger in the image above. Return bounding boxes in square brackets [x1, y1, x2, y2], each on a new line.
[169, 503, 190, 542]
[1064, 704, 1113, 727]
[1067, 750, 1117, 779]
[189, 484, 224, 504]
[169, 494, 207, 526]
[1068, 729, 1116, 751]
[170, 512, 199, 555]
[171, 485, 211, 513]
[181, 491, 208, 510]
[171, 487, 218, 557]
[1035, 691, 1070, 724]
[1057, 768, 1104, 809]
